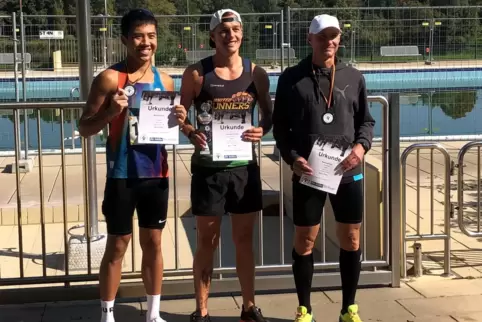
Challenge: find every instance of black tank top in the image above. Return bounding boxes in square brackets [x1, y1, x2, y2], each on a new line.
[192, 56, 258, 168]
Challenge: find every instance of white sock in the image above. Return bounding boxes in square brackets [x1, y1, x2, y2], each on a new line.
[147, 294, 166, 322]
[101, 299, 115, 322]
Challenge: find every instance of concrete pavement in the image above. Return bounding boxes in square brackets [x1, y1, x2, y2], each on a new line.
[2, 277, 482, 321]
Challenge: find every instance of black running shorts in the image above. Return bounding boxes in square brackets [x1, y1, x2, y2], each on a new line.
[101, 178, 169, 235]
[292, 178, 363, 227]
[190, 163, 263, 216]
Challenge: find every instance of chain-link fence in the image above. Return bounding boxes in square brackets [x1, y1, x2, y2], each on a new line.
[288, 6, 482, 64]
[1, 7, 481, 71]
[0, 12, 284, 71]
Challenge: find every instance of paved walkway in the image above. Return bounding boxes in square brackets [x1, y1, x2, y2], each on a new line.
[2, 277, 482, 321]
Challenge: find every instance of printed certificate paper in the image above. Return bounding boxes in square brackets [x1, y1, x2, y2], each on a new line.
[211, 94, 253, 162]
[299, 139, 352, 194]
[136, 91, 180, 145]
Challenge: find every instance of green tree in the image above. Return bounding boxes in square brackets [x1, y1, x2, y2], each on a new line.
[421, 91, 477, 120]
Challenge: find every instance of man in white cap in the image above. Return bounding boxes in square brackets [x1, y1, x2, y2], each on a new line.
[272, 14, 374, 322]
[174, 7, 273, 322]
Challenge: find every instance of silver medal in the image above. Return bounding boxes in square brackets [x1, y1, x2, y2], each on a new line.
[323, 112, 334, 124]
[124, 85, 136, 97]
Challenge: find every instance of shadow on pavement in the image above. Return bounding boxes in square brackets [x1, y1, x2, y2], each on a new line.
[30, 301, 294, 322]
[161, 312, 292, 322]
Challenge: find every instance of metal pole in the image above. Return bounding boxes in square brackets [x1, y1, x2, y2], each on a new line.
[413, 243, 423, 277]
[12, 13, 19, 103]
[102, 17, 107, 68]
[102, 0, 108, 68]
[388, 93, 401, 287]
[272, 20, 276, 65]
[279, 9, 285, 265]
[280, 10, 284, 72]
[12, 14, 24, 279]
[428, 19, 434, 63]
[351, 30, 356, 63]
[286, 6, 291, 67]
[20, 12, 28, 160]
[77, 0, 99, 237]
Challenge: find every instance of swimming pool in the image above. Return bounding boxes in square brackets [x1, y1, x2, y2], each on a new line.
[1, 67, 482, 101]
[0, 67, 482, 151]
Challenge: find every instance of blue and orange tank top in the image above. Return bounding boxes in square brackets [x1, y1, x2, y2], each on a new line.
[105, 62, 169, 179]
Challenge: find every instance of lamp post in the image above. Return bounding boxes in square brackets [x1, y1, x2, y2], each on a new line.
[98, 14, 108, 68]
[422, 19, 441, 65]
[344, 22, 356, 65]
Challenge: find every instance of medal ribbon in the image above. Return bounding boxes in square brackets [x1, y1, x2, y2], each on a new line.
[320, 65, 336, 110]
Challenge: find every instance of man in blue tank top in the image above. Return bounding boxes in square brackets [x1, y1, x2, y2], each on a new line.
[79, 9, 173, 322]
[175, 9, 273, 322]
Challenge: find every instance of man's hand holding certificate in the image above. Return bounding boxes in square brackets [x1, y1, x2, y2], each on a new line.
[299, 139, 352, 195]
[137, 91, 180, 145]
[211, 93, 254, 162]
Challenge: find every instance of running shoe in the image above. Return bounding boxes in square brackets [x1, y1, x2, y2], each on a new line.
[147, 318, 166, 322]
[339, 304, 362, 322]
[240, 305, 269, 322]
[189, 311, 211, 322]
[294, 306, 314, 322]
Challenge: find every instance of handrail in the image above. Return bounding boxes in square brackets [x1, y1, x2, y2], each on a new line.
[70, 87, 80, 99]
[457, 141, 482, 237]
[367, 95, 390, 265]
[0, 101, 86, 110]
[69, 88, 80, 150]
[0, 94, 396, 300]
[401, 142, 451, 278]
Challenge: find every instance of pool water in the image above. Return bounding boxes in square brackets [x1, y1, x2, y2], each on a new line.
[1, 68, 482, 100]
[0, 67, 482, 151]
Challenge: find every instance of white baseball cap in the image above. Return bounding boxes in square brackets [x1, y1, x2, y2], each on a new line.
[309, 14, 341, 34]
[209, 9, 243, 31]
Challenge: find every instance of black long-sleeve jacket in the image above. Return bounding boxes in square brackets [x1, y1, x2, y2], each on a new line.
[272, 55, 375, 182]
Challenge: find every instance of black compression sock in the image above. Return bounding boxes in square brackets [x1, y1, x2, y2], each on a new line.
[339, 248, 362, 314]
[292, 248, 314, 314]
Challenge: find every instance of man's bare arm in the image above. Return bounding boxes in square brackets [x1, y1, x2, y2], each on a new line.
[253, 64, 273, 136]
[160, 71, 175, 91]
[78, 69, 118, 137]
[179, 64, 200, 137]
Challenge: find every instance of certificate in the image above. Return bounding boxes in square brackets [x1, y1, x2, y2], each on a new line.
[211, 97, 253, 161]
[135, 91, 180, 145]
[299, 138, 352, 194]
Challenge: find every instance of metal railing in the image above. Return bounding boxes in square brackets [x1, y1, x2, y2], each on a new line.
[457, 141, 482, 237]
[0, 95, 396, 303]
[400, 143, 452, 278]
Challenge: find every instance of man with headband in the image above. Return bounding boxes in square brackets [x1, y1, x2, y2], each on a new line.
[79, 9, 173, 322]
[174, 8, 273, 322]
[272, 14, 375, 322]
